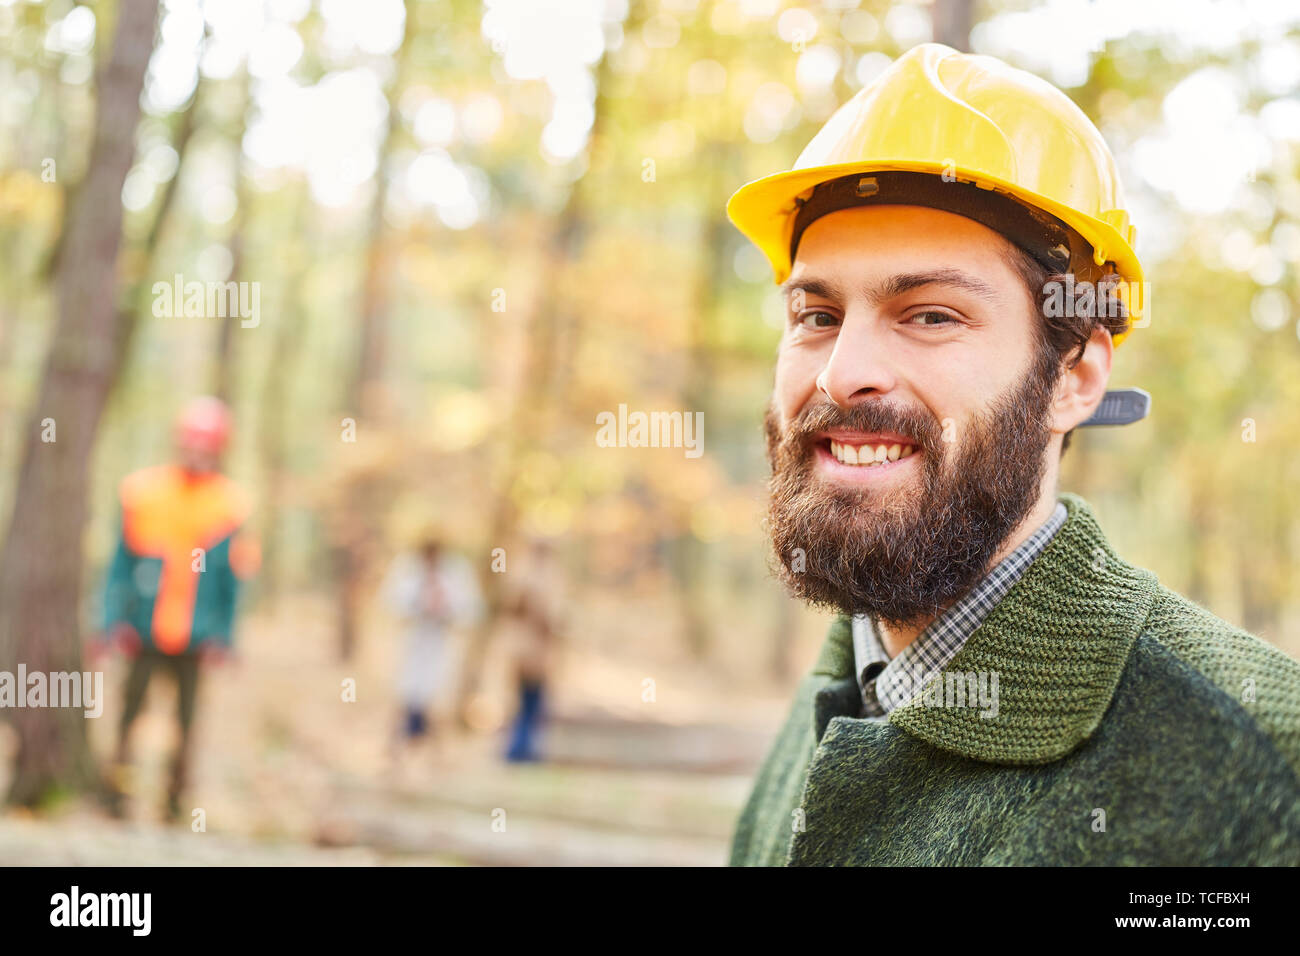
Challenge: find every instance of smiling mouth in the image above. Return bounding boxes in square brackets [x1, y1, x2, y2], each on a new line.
[824, 438, 920, 467]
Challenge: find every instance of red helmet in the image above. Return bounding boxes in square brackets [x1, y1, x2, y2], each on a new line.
[175, 396, 232, 454]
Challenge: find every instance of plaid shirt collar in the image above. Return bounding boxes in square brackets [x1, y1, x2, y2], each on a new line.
[852, 501, 1068, 718]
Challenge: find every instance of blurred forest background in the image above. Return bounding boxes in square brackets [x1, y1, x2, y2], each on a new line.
[0, 0, 1298, 864]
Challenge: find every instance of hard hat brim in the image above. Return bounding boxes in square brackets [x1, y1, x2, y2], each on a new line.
[727, 160, 1144, 345]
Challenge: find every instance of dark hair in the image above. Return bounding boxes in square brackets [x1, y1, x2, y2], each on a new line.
[418, 531, 443, 560]
[1008, 245, 1131, 456]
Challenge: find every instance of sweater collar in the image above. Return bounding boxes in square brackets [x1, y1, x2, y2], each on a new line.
[811, 492, 1161, 765]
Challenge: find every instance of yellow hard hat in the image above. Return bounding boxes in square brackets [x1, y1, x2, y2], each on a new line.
[727, 42, 1145, 344]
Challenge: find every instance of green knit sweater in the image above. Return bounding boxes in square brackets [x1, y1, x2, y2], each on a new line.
[730, 493, 1300, 866]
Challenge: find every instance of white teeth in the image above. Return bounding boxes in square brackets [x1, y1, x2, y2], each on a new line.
[829, 440, 918, 466]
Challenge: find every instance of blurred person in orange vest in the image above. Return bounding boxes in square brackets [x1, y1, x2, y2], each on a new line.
[97, 396, 260, 821]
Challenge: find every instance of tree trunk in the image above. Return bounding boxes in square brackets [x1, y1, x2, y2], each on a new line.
[671, 148, 732, 659]
[330, 0, 413, 662]
[770, 592, 798, 683]
[214, 68, 255, 404]
[256, 189, 313, 605]
[108, 62, 203, 400]
[452, 1, 644, 726]
[932, 0, 975, 51]
[0, 0, 160, 807]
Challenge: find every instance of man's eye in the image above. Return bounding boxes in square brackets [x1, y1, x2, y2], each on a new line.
[796, 311, 839, 330]
[908, 310, 957, 326]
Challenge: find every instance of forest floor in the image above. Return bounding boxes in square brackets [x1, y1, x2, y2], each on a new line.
[0, 593, 809, 866]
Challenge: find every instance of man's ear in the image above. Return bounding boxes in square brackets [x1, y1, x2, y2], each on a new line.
[1051, 326, 1113, 435]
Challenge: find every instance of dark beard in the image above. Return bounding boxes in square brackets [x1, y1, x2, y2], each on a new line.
[764, 351, 1059, 627]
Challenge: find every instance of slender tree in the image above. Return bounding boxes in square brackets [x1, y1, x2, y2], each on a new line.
[213, 68, 255, 404]
[256, 184, 314, 606]
[452, 1, 644, 725]
[330, 0, 416, 661]
[0, 0, 162, 806]
[932, 0, 975, 51]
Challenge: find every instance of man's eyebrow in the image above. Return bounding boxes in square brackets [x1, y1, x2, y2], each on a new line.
[871, 269, 1001, 303]
[780, 269, 1001, 304]
[779, 276, 842, 301]
[774, 269, 998, 310]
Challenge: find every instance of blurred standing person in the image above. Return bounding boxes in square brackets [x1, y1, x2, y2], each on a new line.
[501, 537, 564, 763]
[384, 529, 482, 765]
[99, 396, 260, 821]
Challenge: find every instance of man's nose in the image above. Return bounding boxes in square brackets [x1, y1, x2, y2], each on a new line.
[815, 314, 898, 407]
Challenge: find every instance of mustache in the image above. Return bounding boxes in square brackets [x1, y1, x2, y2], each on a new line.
[774, 399, 944, 457]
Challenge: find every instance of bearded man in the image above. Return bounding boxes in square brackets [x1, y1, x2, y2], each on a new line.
[727, 44, 1300, 866]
